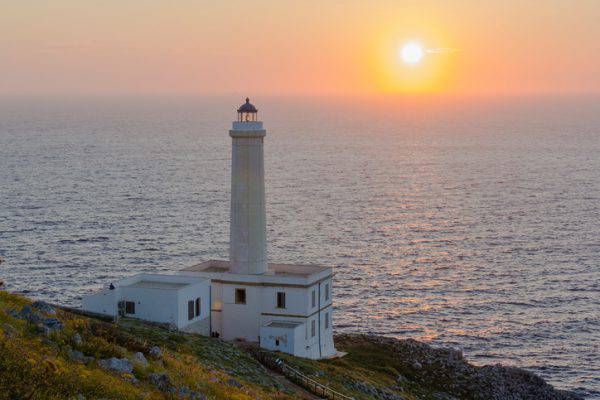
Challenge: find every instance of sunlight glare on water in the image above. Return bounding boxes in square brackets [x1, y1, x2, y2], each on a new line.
[0, 95, 599, 398]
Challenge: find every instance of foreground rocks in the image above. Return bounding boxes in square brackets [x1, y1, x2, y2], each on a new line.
[337, 334, 584, 400]
[98, 357, 134, 374]
[13, 304, 64, 334]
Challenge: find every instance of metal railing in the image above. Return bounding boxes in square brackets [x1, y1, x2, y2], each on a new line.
[249, 350, 354, 400]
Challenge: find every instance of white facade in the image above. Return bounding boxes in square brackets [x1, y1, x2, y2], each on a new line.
[82, 274, 211, 334]
[181, 260, 337, 359]
[260, 321, 305, 356]
[229, 118, 267, 274]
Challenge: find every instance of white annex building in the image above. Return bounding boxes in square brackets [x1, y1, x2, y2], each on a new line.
[83, 99, 337, 359]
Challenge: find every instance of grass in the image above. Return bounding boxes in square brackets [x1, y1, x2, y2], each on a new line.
[0, 291, 295, 400]
[0, 290, 454, 400]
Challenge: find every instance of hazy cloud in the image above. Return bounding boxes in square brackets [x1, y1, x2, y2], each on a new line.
[426, 48, 460, 54]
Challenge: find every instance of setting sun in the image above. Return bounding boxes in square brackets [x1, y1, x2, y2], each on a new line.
[400, 42, 424, 65]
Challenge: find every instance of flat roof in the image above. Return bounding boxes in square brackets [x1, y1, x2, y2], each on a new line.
[264, 321, 304, 328]
[125, 280, 188, 290]
[182, 260, 329, 278]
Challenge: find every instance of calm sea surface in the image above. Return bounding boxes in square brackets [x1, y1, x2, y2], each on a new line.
[1, 95, 599, 397]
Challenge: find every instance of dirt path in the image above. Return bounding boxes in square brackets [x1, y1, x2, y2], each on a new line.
[266, 367, 323, 400]
[234, 342, 323, 400]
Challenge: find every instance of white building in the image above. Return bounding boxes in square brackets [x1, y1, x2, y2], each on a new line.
[83, 99, 337, 359]
[82, 274, 211, 334]
[182, 260, 336, 359]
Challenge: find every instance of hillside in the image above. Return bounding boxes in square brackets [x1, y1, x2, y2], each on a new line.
[0, 291, 584, 400]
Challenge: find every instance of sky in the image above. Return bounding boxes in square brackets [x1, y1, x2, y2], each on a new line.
[2, 0, 600, 96]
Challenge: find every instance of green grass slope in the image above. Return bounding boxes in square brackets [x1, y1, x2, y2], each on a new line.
[0, 291, 583, 400]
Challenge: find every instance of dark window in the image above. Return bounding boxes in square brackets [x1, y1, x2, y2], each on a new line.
[195, 298, 201, 317]
[125, 301, 135, 314]
[235, 288, 246, 304]
[276, 292, 286, 308]
[325, 283, 330, 301]
[188, 300, 194, 320]
[311, 320, 316, 337]
[311, 290, 316, 308]
[325, 312, 330, 329]
[275, 339, 280, 346]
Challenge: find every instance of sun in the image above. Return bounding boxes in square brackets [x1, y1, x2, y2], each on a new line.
[400, 42, 424, 65]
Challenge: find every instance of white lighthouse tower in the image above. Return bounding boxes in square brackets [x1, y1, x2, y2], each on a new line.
[229, 98, 267, 275]
[83, 98, 338, 359]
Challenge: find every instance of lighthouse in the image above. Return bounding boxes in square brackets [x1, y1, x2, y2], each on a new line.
[229, 98, 268, 275]
[83, 98, 338, 359]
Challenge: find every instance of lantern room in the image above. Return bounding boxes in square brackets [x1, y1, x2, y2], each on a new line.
[237, 97, 258, 122]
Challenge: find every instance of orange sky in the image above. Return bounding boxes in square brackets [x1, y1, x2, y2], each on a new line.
[1, 1, 599, 95]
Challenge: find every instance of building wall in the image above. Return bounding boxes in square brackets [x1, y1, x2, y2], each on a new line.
[185, 270, 337, 359]
[176, 282, 211, 329]
[210, 282, 223, 335]
[221, 283, 262, 341]
[260, 324, 304, 356]
[260, 285, 308, 316]
[121, 287, 179, 326]
[82, 288, 121, 316]
[82, 275, 212, 333]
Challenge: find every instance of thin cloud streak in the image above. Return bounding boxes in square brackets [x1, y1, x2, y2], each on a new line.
[426, 48, 460, 54]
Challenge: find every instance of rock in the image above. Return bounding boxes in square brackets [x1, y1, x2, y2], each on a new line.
[68, 349, 94, 364]
[19, 305, 33, 317]
[175, 386, 198, 399]
[73, 332, 83, 345]
[148, 373, 171, 391]
[448, 347, 463, 361]
[19, 305, 44, 324]
[351, 380, 406, 400]
[149, 346, 162, 359]
[131, 352, 148, 367]
[31, 301, 57, 315]
[98, 358, 134, 374]
[335, 334, 585, 400]
[34, 324, 52, 336]
[43, 318, 64, 331]
[226, 378, 242, 388]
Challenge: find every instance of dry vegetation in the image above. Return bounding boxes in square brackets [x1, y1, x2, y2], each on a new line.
[0, 291, 581, 400]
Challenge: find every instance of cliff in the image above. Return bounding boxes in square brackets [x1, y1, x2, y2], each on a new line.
[0, 291, 584, 400]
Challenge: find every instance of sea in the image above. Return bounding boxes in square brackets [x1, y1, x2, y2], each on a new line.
[0, 94, 598, 398]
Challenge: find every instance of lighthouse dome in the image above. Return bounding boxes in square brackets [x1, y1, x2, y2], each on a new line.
[237, 97, 258, 113]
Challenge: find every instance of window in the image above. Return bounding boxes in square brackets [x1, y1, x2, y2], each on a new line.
[188, 300, 194, 320]
[235, 288, 246, 304]
[195, 298, 201, 317]
[325, 283, 330, 301]
[311, 290, 316, 308]
[276, 292, 286, 309]
[325, 312, 330, 329]
[275, 339, 280, 346]
[125, 301, 135, 314]
[311, 320, 316, 337]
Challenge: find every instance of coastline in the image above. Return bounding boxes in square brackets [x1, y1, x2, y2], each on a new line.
[0, 290, 586, 400]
